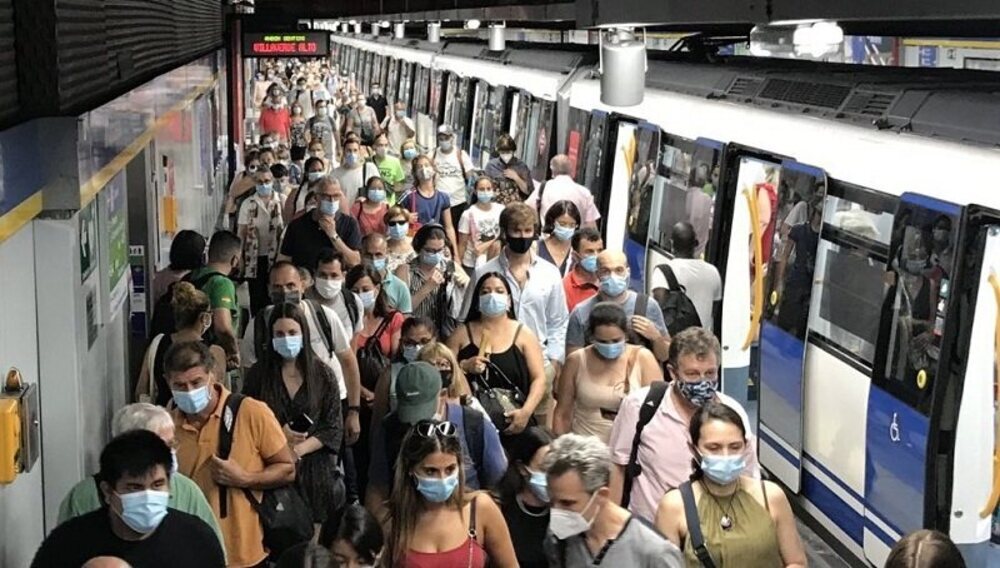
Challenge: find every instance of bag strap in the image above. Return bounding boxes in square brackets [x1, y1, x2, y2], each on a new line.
[535, 181, 547, 220]
[343, 288, 360, 329]
[253, 307, 273, 363]
[186, 270, 225, 290]
[144, 334, 165, 402]
[656, 263, 685, 292]
[217, 393, 247, 519]
[468, 493, 479, 538]
[368, 312, 395, 347]
[680, 481, 716, 568]
[621, 381, 669, 508]
[307, 300, 335, 356]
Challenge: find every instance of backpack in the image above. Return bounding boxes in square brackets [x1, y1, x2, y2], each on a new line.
[356, 313, 394, 391]
[620, 381, 669, 508]
[254, 300, 336, 361]
[217, 394, 313, 558]
[651, 264, 702, 336]
[342, 288, 360, 331]
[383, 405, 486, 487]
[149, 271, 226, 339]
[628, 293, 652, 347]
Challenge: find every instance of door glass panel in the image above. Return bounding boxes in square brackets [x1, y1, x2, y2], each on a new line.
[565, 107, 591, 180]
[625, 127, 660, 247]
[452, 78, 471, 152]
[429, 70, 444, 123]
[650, 135, 722, 259]
[481, 86, 505, 167]
[387, 58, 399, 105]
[529, 101, 554, 182]
[513, 94, 533, 161]
[469, 81, 488, 162]
[582, 112, 607, 192]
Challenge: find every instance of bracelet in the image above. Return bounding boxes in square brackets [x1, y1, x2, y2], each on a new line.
[346, 405, 360, 413]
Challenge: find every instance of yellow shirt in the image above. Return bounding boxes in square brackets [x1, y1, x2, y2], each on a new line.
[173, 385, 287, 567]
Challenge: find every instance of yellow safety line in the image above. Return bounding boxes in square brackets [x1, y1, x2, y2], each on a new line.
[901, 38, 1000, 50]
[0, 191, 43, 244]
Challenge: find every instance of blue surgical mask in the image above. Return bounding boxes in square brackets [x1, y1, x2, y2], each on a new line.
[476, 191, 493, 204]
[579, 254, 598, 273]
[256, 183, 273, 197]
[414, 472, 459, 503]
[115, 490, 170, 534]
[594, 340, 625, 360]
[396, 109, 406, 119]
[273, 335, 304, 360]
[700, 454, 747, 485]
[553, 224, 575, 242]
[527, 469, 550, 503]
[345, 154, 358, 167]
[677, 380, 717, 408]
[359, 290, 377, 310]
[319, 199, 339, 216]
[388, 223, 409, 240]
[402, 343, 423, 362]
[438, 140, 453, 153]
[368, 188, 386, 203]
[479, 293, 509, 317]
[172, 385, 211, 415]
[599, 273, 628, 297]
[403, 148, 418, 160]
[369, 257, 387, 272]
[421, 251, 442, 266]
[308, 171, 324, 182]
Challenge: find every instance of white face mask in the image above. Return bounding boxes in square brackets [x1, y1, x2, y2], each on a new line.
[315, 278, 343, 300]
[548, 491, 599, 540]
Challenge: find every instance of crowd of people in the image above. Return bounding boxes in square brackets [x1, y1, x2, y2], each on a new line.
[32, 58, 970, 568]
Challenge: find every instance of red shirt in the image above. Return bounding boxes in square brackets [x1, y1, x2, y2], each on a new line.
[563, 269, 599, 312]
[351, 202, 388, 237]
[259, 107, 291, 141]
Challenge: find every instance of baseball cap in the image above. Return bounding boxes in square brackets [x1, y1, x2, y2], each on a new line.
[395, 362, 443, 424]
[437, 124, 454, 137]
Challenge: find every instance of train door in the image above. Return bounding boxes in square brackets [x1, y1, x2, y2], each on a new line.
[716, 147, 789, 408]
[864, 194, 964, 566]
[947, 206, 1000, 565]
[756, 161, 827, 493]
[619, 122, 660, 291]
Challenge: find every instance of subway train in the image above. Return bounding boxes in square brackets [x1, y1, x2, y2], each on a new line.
[327, 32, 1000, 566]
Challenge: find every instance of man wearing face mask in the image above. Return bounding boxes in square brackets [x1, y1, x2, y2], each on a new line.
[187, 231, 242, 372]
[346, 94, 380, 147]
[382, 101, 416, 156]
[307, 248, 364, 336]
[361, 232, 412, 314]
[366, 82, 389, 124]
[307, 99, 340, 165]
[164, 342, 296, 567]
[542, 433, 683, 567]
[433, 124, 476, 226]
[331, 137, 381, 207]
[371, 133, 406, 194]
[460, 203, 568, 425]
[259, 85, 291, 144]
[526, 154, 600, 228]
[56, 404, 224, 555]
[563, 227, 604, 313]
[606, 327, 759, 522]
[33, 429, 226, 567]
[280, 177, 362, 269]
[365, 362, 507, 522]
[484, 133, 532, 205]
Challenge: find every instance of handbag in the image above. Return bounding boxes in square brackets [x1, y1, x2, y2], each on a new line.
[357, 313, 394, 391]
[467, 360, 535, 431]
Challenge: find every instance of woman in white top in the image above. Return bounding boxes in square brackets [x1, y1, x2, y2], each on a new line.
[457, 176, 505, 273]
[553, 301, 662, 443]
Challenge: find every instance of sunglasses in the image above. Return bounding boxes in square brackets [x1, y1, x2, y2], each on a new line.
[414, 420, 458, 439]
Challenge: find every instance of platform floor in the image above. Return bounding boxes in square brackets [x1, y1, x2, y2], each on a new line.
[800, 519, 852, 568]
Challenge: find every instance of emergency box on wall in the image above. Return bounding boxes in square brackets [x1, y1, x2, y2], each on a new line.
[0, 368, 40, 484]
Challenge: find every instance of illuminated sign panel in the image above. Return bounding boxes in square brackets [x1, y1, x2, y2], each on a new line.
[242, 32, 330, 57]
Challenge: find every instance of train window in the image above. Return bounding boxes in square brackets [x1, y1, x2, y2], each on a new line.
[484, 86, 506, 163]
[429, 70, 444, 122]
[877, 199, 960, 413]
[565, 107, 591, 180]
[470, 81, 490, 162]
[415, 66, 430, 115]
[511, 93, 532, 155]
[452, 77, 472, 152]
[386, 59, 399, 104]
[625, 127, 661, 246]
[582, 113, 607, 191]
[650, 135, 721, 258]
[400, 63, 414, 113]
[529, 100, 554, 182]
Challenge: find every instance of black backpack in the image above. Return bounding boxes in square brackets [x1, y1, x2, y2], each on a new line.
[651, 264, 702, 336]
[341, 288, 360, 331]
[149, 271, 226, 339]
[383, 406, 486, 487]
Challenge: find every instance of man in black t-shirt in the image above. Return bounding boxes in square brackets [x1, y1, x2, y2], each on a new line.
[280, 176, 362, 269]
[32, 430, 224, 568]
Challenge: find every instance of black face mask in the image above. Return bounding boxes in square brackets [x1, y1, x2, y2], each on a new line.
[440, 370, 454, 389]
[506, 236, 533, 255]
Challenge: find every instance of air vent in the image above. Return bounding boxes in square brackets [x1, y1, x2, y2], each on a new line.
[479, 50, 506, 62]
[726, 76, 763, 97]
[841, 91, 897, 117]
[758, 79, 851, 109]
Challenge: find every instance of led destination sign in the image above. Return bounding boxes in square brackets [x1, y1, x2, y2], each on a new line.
[243, 32, 330, 57]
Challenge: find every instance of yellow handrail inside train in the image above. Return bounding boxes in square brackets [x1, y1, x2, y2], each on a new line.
[980, 271, 1000, 518]
[743, 188, 765, 350]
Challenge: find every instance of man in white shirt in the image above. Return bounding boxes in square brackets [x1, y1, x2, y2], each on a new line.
[382, 101, 416, 156]
[526, 154, 600, 228]
[331, 137, 380, 207]
[433, 124, 475, 228]
[650, 222, 722, 333]
[305, 248, 364, 336]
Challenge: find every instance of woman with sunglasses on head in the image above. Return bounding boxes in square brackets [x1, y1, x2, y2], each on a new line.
[554, 302, 662, 443]
[382, 419, 518, 568]
[655, 402, 806, 568]
[446, 272, 546, 435]
[383, 205, 416, 275]
[494, 426, 553, 568]
[242, 302, 345, 528]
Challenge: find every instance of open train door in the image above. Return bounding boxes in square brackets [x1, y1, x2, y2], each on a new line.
[756, 161, 827, 493]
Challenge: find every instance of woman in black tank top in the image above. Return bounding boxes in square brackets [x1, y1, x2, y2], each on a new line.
[446, 272, 548, 435]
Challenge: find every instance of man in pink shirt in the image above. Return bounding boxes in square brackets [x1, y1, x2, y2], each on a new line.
[526, 154, 600, 228]
[607, 327, 759, 522]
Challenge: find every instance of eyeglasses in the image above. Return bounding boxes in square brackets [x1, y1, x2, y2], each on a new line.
[414, 421, 457, 438]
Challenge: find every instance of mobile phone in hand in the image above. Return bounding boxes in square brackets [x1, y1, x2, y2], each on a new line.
[289, 413, 314, 433]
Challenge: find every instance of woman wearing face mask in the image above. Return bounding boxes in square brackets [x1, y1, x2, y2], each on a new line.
[346, 265, 404, 360]
[537, 200, 581, 277]
[370, 316, 438, 430]
[398, 139, 420, 195]
[136, 282, 226, 407]
[289, 103, 309, 165]
[382, 419, 518, 567]
[494, 426, 553, 568]
[243, 303, 345, 527]
[285, 156, 327, 223]
[226, 151, 262, 221]
[417, 341, 483, 416]
[554, 302, 662, 442]
[484, 134, 532, 204]
[447, 273, 547, 435]
[259, 84, 291, 144]
[457, 176, 505, 273]
[307, 100, 339, 166]
[397, 225, 467, 337]
[383, 205, 416, 274]
[351, 176, 389, 237]
[238, 170, 286, 313]
[399, 155, 459, 260]
[319, 503, 385, 568]
[655, 402, 806, 567]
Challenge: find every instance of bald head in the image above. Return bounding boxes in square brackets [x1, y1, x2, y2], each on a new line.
[670, 221, 697, 258]
[549, 154, 574, 177]
[597, 250, 627, 273]
[83, 557, 133, 568]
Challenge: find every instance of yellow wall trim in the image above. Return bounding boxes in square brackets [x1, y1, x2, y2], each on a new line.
[0, 192, 43, 245]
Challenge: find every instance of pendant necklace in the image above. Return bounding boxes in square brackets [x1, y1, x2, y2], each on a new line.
[701, 480, 737, 531]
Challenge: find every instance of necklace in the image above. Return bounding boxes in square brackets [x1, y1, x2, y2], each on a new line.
[700, 480, 737, 531]
[515, 494, 548, 518]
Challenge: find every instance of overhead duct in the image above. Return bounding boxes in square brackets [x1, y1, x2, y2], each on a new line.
[353, 22, 362, 35]
[599, 28, 646, 107]
[488, 23, 506, 51]
[427, 22, 441, 43]
[370, 22, 379, 36]
[394, 22, 405, 39]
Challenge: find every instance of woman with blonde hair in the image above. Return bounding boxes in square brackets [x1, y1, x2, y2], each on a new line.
[417, 341, 488, 415]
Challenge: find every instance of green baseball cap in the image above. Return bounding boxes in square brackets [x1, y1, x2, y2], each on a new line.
[395, 362, 443, 424]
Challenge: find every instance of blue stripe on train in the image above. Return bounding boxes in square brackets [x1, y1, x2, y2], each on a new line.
[801, 465, 865, 546]
[759, 427, 801, 469]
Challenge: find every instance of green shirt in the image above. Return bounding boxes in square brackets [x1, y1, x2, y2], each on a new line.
[189, 267, 240, 332]
[57, 471, 226, 559]
[375, 155, 406, 190]
[383, 272, 413, 314]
